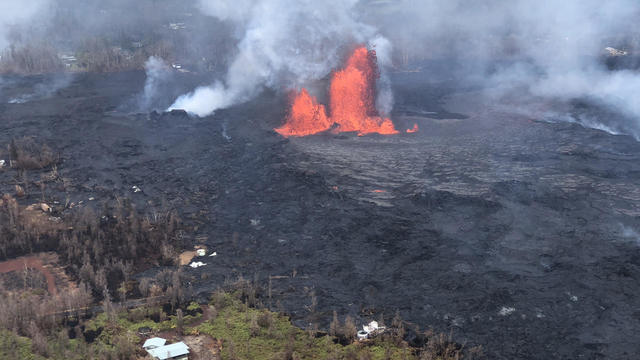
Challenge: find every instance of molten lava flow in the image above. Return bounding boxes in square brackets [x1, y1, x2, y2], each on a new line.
[406, 124, 419, 133]
[275, 46, 404, 137]
[329, 47, 397, 135]
[274, 89, 331, 137]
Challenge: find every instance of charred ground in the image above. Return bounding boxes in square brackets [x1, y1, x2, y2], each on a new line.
[1, 69, 640, 359]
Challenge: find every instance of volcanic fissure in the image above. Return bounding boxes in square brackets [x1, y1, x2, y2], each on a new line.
[276, 46, 417, 137]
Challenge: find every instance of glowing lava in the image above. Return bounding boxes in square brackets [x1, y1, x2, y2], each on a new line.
[406, 124, 419, 133]
[275, 47, 409, 137]
[274, 88, 331, 137]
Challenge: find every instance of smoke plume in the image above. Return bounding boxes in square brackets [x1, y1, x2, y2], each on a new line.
[1, 1, 640, 138]
[0, 0, 49, 49]
[168, 0, 392, 117]
[371, 0, 640, 138]
[7, 73, 73, 104]
[139, 56, 173, 112]
[164, 0, 640, 139]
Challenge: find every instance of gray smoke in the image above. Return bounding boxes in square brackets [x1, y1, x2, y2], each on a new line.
[2, 0, 640, 138]
[7, 73, 73, 104]
[371, 35, 393, 116]
[0, 1, 49, 49]
[139, 56, 172, 112]
[371, 0, 640, 137]
[168, 0, 640, 138]
[168, 0, 392, 117]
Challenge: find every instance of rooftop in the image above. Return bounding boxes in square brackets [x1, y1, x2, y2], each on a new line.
[143, 337, 166, 349]
[147, 342, 190, 360]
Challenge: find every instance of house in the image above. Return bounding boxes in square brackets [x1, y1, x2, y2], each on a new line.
[147, 342, 189, 360]
[143, 337, 166, 351]
[143, 338, 190, 360]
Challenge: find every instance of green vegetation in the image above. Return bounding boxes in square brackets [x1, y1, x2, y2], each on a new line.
[0, 288, 483, 360]
[196, 291, 415, 360]
[85, 305, 201, 337]
[0, 330, 46, 360]
[0, 303, 192, 359]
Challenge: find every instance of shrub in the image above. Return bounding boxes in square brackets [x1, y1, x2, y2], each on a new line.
[9, 137, 59, 170]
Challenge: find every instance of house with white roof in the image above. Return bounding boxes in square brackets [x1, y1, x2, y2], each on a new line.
[143, 337, 166, 350]
[143, 337, 189, 360]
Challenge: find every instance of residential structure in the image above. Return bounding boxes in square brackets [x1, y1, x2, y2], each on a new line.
[143, 338, 189, 360]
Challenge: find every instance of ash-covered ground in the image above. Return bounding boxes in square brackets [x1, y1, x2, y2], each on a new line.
[2, 69, 640, 359]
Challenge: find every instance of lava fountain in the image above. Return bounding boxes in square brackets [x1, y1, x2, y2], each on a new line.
[276, 47, 416, 137]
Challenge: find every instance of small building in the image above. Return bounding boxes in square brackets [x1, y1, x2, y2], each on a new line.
[143, 337, 166, 351]
[143, 338, 189, 360]
[147, 342, 189, 360]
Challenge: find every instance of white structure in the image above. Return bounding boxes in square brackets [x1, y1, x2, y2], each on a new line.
[605, 47, 628, 56]
[169, 23, 186, 30]
[143, 338, 190, 360]
[363, 321, 379, 334]
[143, 337, 166, 350]
[357, 321, 386, 341]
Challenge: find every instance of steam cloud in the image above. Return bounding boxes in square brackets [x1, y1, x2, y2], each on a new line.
[139, 56, 173, 112]
[168, 0, 392, 117]
[167, 0, 640, 138]
[8, 73, 73, 104]
[0, 0, 49, 91]
[2, 1, 640, 138]
[371, 0, 640, 137]
[0, 0, 49, 49]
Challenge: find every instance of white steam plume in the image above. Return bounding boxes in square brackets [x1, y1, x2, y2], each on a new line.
[139, 56, 173, 112]
[169, 0, 391, 117]
[372, 0, 640, 138]
[370, 35, 394, 116]
[0, 0, 49, 50]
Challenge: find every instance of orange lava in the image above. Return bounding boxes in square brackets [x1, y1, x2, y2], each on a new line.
[275, 47, 402, 137]
[406, 124, 419, 133]
[273, 88, 331, 137]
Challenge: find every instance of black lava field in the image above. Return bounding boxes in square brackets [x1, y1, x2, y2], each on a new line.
[2, 69, 640, 359]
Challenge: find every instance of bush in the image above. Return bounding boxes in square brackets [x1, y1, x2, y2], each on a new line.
[9, 137, 59, 170]
[187, 301, 200, 313]
[257, 312, 273, 329]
